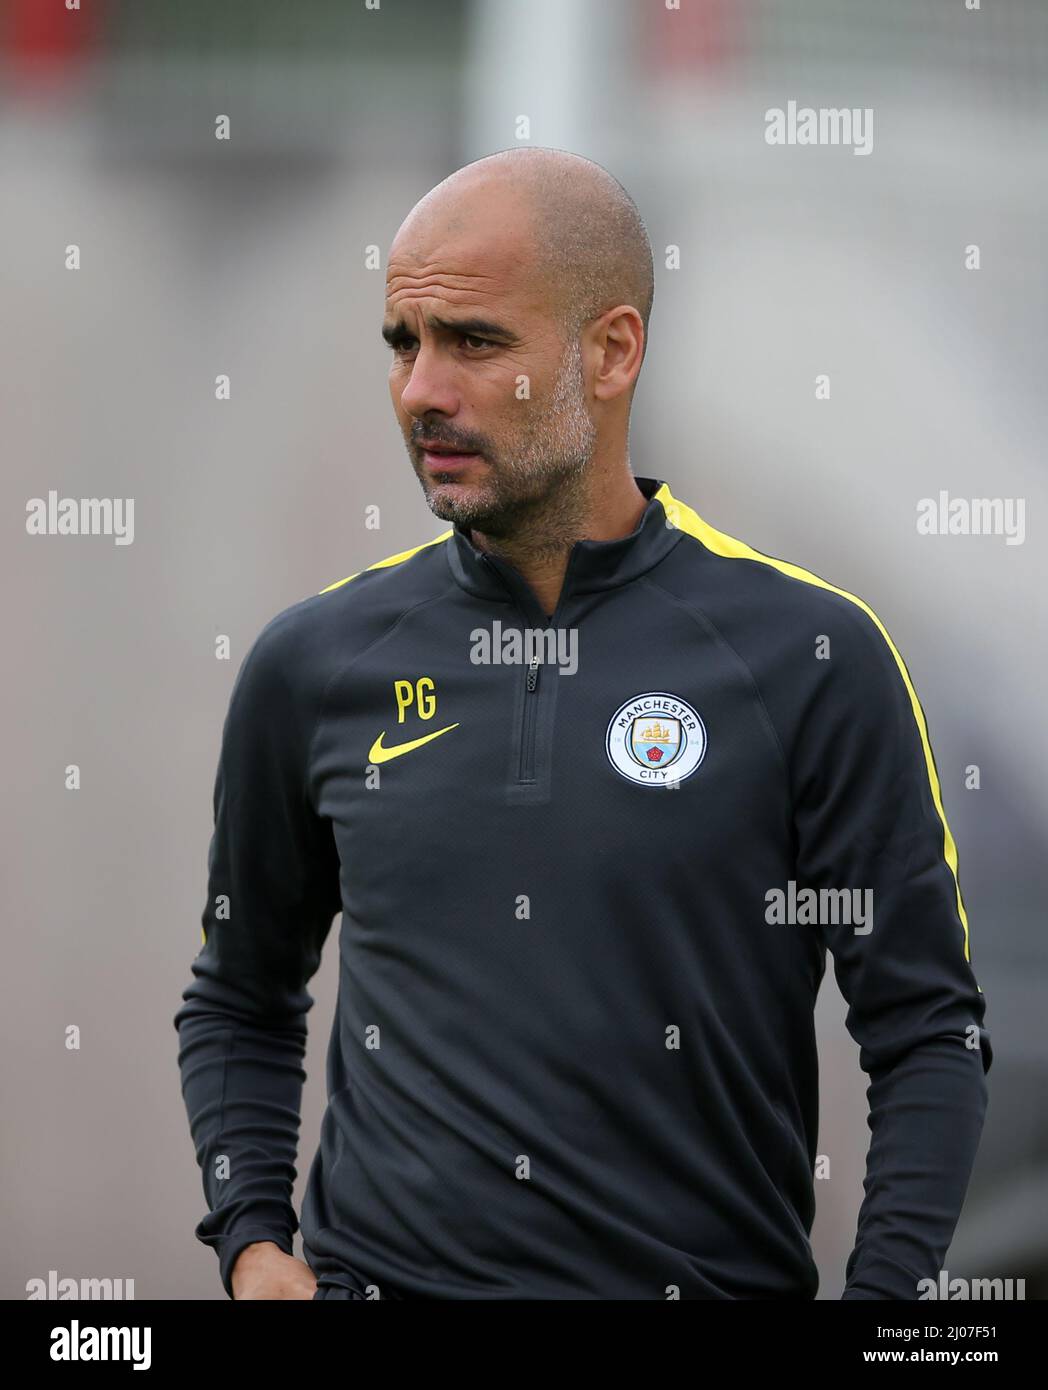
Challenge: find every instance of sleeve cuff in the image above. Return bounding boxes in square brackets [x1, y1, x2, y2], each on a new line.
[842, 1255, 924, 1300]
[219, 1227, 295, 1300]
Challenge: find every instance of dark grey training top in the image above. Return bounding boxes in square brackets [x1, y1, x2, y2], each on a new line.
[174, 475, 991, 1300]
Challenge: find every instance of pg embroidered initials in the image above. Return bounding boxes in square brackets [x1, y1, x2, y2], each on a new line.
[394, 677, 437, 722]
[369, 678, 458, 765]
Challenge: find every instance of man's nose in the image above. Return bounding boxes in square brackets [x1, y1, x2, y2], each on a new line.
[398, 344, 460, 420]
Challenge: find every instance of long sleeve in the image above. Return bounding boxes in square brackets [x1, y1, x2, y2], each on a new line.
[789, 597, 992, 1300]
[174, 610, 342, 1298]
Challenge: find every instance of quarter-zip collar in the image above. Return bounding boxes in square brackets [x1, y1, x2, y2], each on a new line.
[445, 475, 684, 608]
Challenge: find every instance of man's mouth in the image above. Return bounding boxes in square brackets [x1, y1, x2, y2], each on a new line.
[418, 440, 481, 471]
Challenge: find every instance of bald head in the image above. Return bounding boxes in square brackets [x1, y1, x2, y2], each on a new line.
[385, 149, 652, 540]
[405, 147, 654, 355]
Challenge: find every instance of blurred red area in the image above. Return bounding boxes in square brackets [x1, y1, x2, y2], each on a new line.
[646, 0, 749, 74]
[2, 0, 107, 72]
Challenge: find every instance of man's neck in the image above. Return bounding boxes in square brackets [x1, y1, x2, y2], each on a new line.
[469, 463, 649, 619]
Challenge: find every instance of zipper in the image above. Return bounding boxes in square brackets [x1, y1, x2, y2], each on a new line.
[479, 551, 567, 793]
[518, 653, 541, 783]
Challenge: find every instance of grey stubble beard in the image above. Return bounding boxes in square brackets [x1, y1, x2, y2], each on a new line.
[414, 334, 598, 553]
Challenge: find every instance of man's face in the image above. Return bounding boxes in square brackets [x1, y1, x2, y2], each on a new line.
[383, 190, 597, 535]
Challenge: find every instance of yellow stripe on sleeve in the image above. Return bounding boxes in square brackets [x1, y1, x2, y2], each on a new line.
[318, 530, 454, 594]
[656, 482, 976, 976]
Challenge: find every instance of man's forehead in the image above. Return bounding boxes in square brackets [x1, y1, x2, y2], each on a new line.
[384, 246, 546, 323]
[386, 187, 544, 305]
[389, 222, 528, 283]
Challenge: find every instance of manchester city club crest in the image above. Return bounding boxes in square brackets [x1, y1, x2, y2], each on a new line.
[606, 692, 707, 786]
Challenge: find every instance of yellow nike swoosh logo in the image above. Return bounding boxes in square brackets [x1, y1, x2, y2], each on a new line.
[368, 724, 459, 764]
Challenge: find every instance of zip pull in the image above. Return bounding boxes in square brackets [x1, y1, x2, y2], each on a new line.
[526, 654, 540, 692]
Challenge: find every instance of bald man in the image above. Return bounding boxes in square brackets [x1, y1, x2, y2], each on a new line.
[175, 148, 991, 1301]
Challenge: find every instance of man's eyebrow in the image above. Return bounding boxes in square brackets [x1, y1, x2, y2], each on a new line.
[381, 314, 517, 345]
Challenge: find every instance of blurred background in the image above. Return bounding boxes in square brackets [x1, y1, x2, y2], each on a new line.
[2, 0, 1045, 1299]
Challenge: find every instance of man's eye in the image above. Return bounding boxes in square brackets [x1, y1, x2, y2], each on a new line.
[390, 337, 416, 353]
[462, 334, 493, 350]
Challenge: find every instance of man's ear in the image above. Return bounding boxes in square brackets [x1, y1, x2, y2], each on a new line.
[591, 305, 644, 403]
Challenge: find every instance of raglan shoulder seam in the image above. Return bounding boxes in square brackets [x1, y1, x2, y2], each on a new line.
[640, 573, 793, 819]
[316, 528, 454, 594]
[303, 579, 462, 813]
[656, 490, 973, 974]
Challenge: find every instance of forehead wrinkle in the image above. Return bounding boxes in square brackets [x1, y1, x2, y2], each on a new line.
[385, 263, 507, 294]
[384, 285, 506, 324]
[385, 232, 551, 328]
[384, 271, 529, 331]
[387, 232, 537, 288]
[385, 256, 549, 324]
[386, 251, 511, 283]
